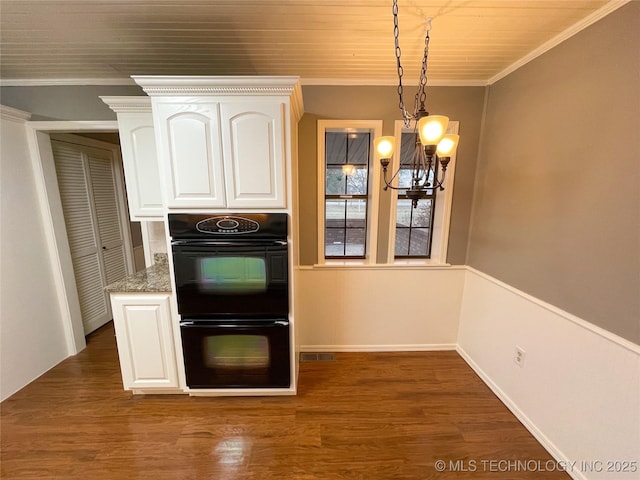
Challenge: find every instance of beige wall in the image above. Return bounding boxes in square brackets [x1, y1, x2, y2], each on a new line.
[298, 85, 486, 265]
[467, 2, 640, 344]
[0, 85, 143, 120]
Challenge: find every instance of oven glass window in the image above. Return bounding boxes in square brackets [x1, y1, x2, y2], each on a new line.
[199, 257, 267, 294]
[204, 335, 270, 368]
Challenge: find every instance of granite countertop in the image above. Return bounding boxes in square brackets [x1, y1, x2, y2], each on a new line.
[105, 254, 172, 293]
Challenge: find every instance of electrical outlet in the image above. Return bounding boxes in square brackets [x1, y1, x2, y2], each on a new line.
[514, 346, 526, 368]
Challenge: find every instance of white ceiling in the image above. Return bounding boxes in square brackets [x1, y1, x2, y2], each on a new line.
[0, 0, 626, 86]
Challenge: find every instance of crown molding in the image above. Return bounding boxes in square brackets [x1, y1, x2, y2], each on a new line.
[488, 0, 631, 85]
[100, 96, 151, 113]
[289, 83, 305, 123]
[132, 75, 302, 96]
[0, 105, 32, 122]
[300, 77, 487, 87]
[0, 78, 135, 87]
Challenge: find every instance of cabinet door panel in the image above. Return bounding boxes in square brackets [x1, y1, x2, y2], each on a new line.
[118, 113, 163, 219]
[111, 294, 179, 390]
[155, 103, 225, 208]
[221, 102, 285, 208]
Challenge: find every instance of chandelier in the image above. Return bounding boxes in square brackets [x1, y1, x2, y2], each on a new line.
[375, 0, 460, 207]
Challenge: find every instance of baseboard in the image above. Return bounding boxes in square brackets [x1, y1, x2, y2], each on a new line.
[299, 344, 457, 352]
[456, 345, 586, 480]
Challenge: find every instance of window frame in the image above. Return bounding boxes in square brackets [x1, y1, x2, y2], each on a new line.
[317, 120, 382, 265]
[387, 120, 460, 265]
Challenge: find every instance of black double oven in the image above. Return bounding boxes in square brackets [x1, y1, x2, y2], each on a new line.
[169, 213, 290, 389]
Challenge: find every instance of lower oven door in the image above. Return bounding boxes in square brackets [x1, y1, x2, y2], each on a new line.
[180, 319, 291, 389]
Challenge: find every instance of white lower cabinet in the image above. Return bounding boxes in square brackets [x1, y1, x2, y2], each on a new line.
[110, 293, 180, 391]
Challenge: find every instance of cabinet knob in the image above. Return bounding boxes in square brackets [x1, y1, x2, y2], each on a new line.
[102, 246, 107, 250]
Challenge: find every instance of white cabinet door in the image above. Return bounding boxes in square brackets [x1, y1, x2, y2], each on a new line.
[101, 97, 164, 220]
[111, 293, 179, 390]
[154, 102, 226, 208]
[117, 113, 163, 219]
[220, 101, 286, 208]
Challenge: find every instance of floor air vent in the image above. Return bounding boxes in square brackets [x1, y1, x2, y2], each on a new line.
[300, 353, 335, 362]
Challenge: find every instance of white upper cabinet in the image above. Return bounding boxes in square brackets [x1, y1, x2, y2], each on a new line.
[220, 101, 285, 208]
[153, 101, 226, 208]
[100, 97, 164, 219]
[132, 76, 303, 210]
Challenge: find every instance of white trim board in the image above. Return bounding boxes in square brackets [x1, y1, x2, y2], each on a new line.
[25, 121, 125, 355]
[301, 78, 486, 87]
[0, 105, 32, 121]
[27, 121, 118, 131]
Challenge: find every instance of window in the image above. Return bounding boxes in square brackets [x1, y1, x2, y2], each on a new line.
[317, 121, 381, 263]
[389, 120, 460, 263]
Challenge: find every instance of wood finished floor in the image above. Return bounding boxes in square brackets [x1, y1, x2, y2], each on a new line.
[1, 323, 569, 480]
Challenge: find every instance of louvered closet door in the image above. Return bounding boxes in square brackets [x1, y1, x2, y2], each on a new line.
[52, 140, 128, 334]
[87, 154, 127, 287]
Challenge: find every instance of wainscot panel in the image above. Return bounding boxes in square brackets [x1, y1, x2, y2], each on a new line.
[295, 266, 465, 351]
[458, 267, 640, 480]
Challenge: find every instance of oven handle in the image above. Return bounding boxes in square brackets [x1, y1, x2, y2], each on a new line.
[180, 320, 289, 328]
[171, 239, 287, 247]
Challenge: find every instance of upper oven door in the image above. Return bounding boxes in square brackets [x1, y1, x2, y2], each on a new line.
[171, 242, 288, 318]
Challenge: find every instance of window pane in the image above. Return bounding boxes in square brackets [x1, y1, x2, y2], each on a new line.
[346, 199, 367, 228]
[395, 228, 410, 256]
[400, 132, 417, 166]
[325, 199, 346, 257]
[396, 199, 412, 227]
[347, 133, 370, 165]
[398, 168, 413, 190]
[325, 228, 345, 257]
[411, 200, 431, 227]
[326, 132, 347, 165]
[409, 228, 430, 256]
[325, 199, 346, 223]
[345, 228, 365, 256]
[326, 167, 346, 195]
[345, 167, 368, 195]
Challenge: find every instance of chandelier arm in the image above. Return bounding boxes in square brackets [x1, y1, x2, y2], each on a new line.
[382, 167, 403, 191]
[430, 156, 449, 190]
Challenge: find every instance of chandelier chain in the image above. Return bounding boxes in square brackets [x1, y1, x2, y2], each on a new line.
[393, 0, 432, 128]
[393, 0, 411, 127]
[415, 20, 431, 117]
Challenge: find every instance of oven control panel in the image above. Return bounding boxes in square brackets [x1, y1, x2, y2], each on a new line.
[196, 216, 259, 234]
[169, 213, 287, 240]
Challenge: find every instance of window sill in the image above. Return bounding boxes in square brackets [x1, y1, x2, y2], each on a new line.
[298, 259, 463, 271]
